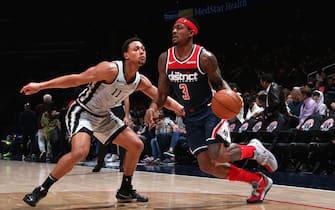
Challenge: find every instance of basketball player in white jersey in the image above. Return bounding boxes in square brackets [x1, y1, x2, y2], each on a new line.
[20, 37, 185, 207]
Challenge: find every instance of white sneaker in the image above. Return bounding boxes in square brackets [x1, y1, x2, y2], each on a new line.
[247, 139, 278, 172]
[141, 156, 154, 164]
[106, 154, 119, 162]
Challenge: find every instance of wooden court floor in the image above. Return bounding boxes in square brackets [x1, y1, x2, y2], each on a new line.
[0, 159, 334, 210]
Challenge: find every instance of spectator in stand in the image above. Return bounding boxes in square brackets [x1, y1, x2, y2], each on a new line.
[296, 86, 319, 129]
[287, 87, 303, 128]
[312, 90, 328, 116]
[35, 93, 58, 161]
[244, 94, 264, 121]
[259, 72, 288, 123]
[143, 109, 174, 164]
[256, 90, 267, 109]
[315, 69, 327, 92]
[40, 107, 62, 162]
[162, 116, 187, 163]
[18, 102, 38, 161]
[324, 76, 335, 114]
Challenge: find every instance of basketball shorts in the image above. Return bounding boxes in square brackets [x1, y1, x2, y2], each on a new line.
[185, 111, 231, 156]
[65, 101, 126, 144]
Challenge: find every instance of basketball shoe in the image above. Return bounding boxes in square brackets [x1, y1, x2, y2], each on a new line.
[116, 185, 148, 203]
[247, 138, 278, 172]
[247, 172, 273, 203]
[22, 186, 48, 207]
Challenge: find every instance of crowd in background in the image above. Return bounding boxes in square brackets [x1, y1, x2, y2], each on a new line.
[1, 1, 335, 175]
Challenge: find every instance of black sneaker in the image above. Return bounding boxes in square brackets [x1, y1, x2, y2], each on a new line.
[22, 186, 48, 207]
[116, 186, 148, 203]
[92, 165, 102, 172]
[39, 152, 46, 162]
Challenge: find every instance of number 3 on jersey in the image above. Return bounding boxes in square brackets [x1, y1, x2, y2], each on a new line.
[179, 83, 190, 100]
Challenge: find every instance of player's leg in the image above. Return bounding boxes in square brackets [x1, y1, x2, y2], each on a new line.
[211, 119, 278, 172]
[92, 140, 107, 172]
[22, 132, 91, 207]
[188, 114, 273, 203]
[113, 127, 148, 202]
[197, 147, 273, 203]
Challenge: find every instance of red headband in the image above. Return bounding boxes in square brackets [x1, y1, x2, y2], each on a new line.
[175, 17, 198, 35]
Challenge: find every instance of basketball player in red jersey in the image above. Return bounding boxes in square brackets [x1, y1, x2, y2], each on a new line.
[144, 17, 277, 203]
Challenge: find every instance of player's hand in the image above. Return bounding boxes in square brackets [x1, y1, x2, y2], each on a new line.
[20, 82, 41, 95]
[144, 108, 159, 129]
[123, 116, 130, 125]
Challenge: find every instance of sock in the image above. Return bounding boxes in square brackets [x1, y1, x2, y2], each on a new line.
[226, 164, 261, 183]
[237, 144, 255, 160]
[41, 174, 57, 190]
[121, 175, 132, 189]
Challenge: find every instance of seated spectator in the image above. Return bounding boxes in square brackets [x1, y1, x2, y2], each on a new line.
[312, 90, 328, 116]
[244, 94, 264, 121]
[256, 90, 267, 109]
[131, 116, 154, 161]
[161, 116, 187, 163]
[143, 109, 174, 165]
[296, 86, 319, 129]
[287, 86, 303, 128]
[324, 76, 335, 113]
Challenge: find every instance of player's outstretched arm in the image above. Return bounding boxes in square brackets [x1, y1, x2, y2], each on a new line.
[20, 61, 117, 95]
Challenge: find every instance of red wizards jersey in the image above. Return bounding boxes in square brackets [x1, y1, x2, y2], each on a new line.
[166, 44, 213, 117]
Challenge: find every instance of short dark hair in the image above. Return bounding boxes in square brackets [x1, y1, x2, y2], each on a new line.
[258, 72, 273, 83]
[121, 37, 144, 54]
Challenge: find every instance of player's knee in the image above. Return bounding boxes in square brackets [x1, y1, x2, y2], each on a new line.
[71, 148, 89, 161]
[128, 138, 144, 154]
[136, 140, 144, 152]
[207, 143, 229, 162]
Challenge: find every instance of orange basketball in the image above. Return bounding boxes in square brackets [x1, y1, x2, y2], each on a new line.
[211, 89, 243, 119]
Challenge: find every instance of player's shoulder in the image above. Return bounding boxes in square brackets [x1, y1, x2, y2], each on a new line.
[199, 46, 217, 65]
[96, 60, 119, 69]
[200, 47, 214, 58]
[159, 50, 168, 59]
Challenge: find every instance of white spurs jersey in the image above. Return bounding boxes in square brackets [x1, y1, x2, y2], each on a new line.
[76, 60, 140, 116]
